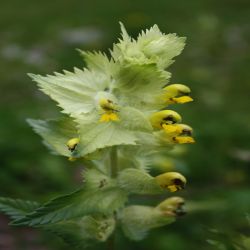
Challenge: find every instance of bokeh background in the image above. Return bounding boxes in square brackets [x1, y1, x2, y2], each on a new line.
[0, 0, 250, 249]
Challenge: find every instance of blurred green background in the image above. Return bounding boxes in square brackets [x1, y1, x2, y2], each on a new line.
[0, 0, 250, 249]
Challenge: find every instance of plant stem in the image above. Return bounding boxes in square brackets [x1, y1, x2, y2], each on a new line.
[110, 146, 118, 178]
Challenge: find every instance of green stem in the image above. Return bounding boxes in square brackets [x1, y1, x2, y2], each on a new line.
[110, 146, 118, 178]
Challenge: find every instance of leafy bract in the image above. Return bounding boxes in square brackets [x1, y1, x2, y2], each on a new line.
[114, 62, 168, 92]
[114, 63, 170, 110]
[76, 107, 153, 156]
[111, 23, 186, 69]
[0, 197, 40, 220]
[29, 68, 108, 116]
[77, 122, 138, 156]
[27, 118, 78, 157]
[12, 187, 127, 226]
[45, 216, 115, 249]
[78, 50, 116, 76]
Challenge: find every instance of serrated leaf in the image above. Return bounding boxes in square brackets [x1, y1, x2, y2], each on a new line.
[77, 121, 138, 156]
[137, 25, 186, 68]
[111, 23, 185, 70]
[0, 197, 40, 220]
[27, 118, 78, 157]
[12, 187, 127, 227]
[114, 63, 168, 93]
[73, 106, 154, 156]
[78, 50, 116, 75]
[29, 68, 109, 116]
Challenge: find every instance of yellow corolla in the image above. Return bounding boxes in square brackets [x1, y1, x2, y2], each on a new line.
[67, 138, 80, 152]
[150, 110, 182, 129]
[163, 84, 193, 105]
[99, 98, 119, 122]
[171, 124, 195, 144]
[155, 172, 187, 192]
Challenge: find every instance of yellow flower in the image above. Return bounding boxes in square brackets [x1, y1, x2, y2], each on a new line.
[161, 124, 183, 134]
[173, 136, 195, 144]
[160, 123, 195, 144]
[155, 172, 187, 192]
[99, 98, 119, 123]
[150, 110, 182, 129]
[67, 138, 80, 152]
[162, 84, 193, 105]
[99, 112, 119, 122]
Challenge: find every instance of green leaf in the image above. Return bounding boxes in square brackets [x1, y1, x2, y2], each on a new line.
[45, 215, 115, 248]
[0, 197, 40, 220]
[27, 117, 78, 157]
[29, 68, 109, 116]
[12, 187, 127, 227]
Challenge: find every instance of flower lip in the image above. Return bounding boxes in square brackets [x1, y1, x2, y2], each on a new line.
[157, 197, 186, 217]
[174, 201, 186, 217]
[181, 128, 192, 136]
[162, 115, 177, 124]
[172, 178, 186, 191]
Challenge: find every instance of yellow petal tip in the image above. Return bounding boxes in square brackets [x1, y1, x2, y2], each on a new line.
[99, 113, 119, 122]
[173, 136, 195, 144]
[172, 96, 193, 104]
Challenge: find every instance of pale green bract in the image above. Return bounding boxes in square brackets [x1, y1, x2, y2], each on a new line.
[0, 23, 191, 247]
